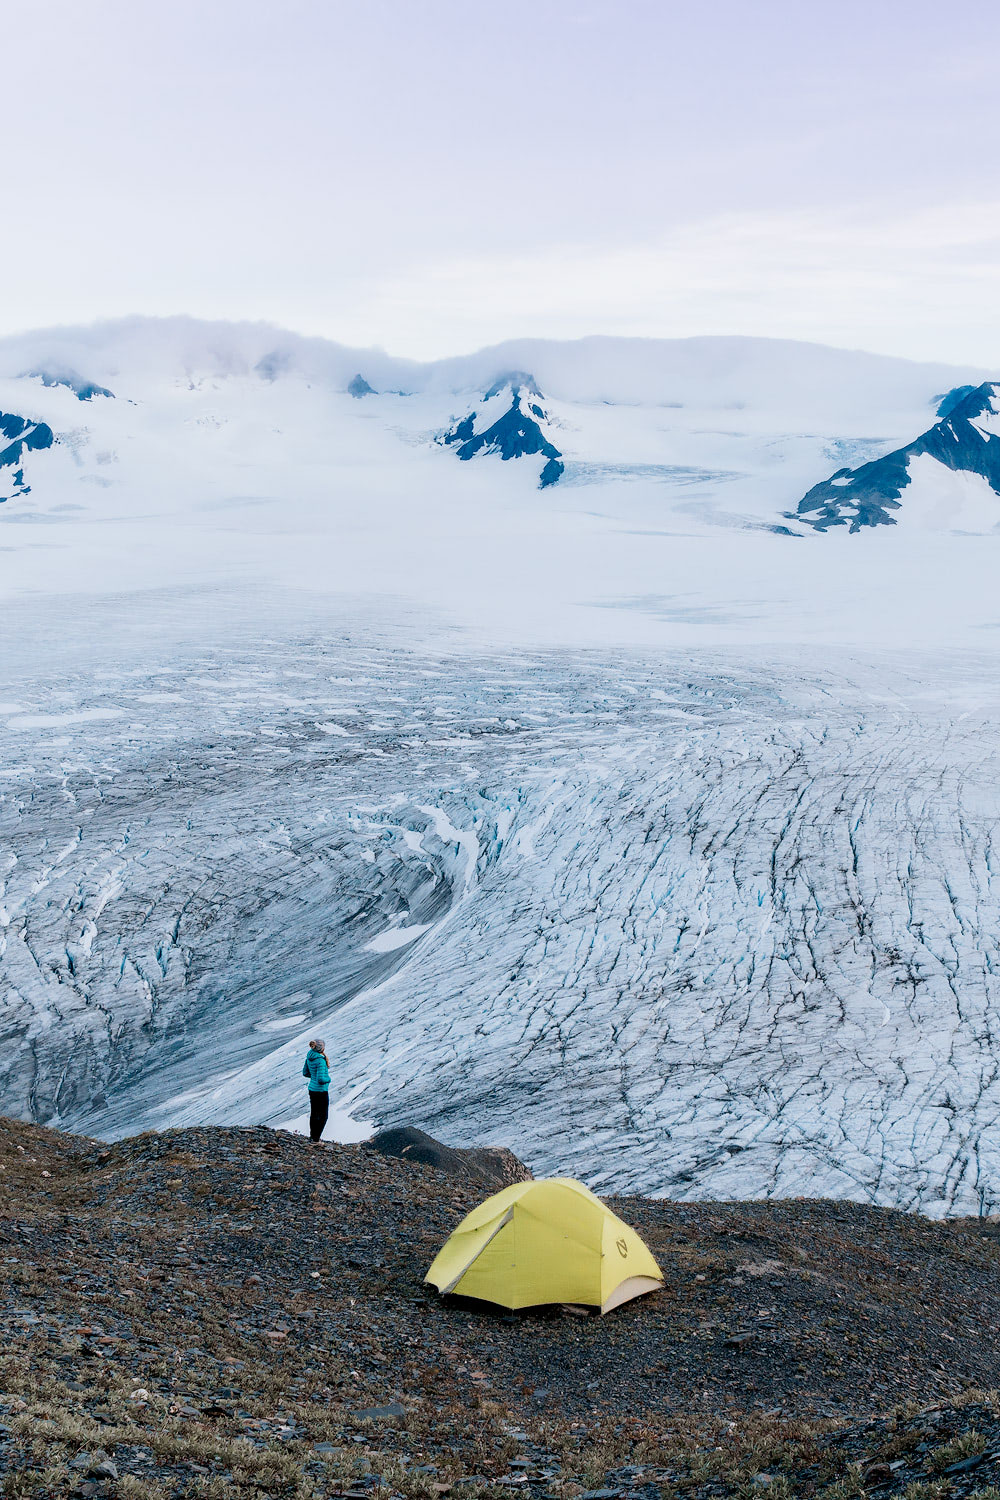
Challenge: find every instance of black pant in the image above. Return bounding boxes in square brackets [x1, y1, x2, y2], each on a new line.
[309, 1090, 329, 1142]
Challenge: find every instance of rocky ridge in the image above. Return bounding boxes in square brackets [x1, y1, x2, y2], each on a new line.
[5, 1118, 1000, 1498]
[794, 380, 1000, 530]
[22, 371, 114, 402]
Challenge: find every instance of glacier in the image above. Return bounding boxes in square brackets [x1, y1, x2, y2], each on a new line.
[3, 319, 1000, 1218]
[5, 624, 1000, 1217]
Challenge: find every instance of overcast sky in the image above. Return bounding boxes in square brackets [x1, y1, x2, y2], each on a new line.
[7, 0, 1000, 362]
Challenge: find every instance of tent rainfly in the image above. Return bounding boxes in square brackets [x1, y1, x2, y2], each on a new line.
[425, 1177, 663, 1314]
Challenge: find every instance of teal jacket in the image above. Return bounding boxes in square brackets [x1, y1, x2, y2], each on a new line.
[302, 1048, 331, 1093]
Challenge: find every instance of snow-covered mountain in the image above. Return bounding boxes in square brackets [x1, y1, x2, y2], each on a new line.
[795, 381, 1000, 531]
[440, 372, 564, 487]
[4, 316, 1000, 655]
[0, 315, 991, 567]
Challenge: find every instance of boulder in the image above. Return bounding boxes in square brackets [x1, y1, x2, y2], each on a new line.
[367, 1125, 531, 1189]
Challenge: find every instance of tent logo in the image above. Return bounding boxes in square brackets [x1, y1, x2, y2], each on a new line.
[616, 1237, 628, 1258]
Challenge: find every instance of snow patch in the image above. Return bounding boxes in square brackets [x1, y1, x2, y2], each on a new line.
[6, 708, 124, 730]
[363, 923, 433, 953]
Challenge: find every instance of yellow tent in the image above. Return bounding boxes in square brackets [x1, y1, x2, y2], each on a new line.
[425, 1177, 663, 1314]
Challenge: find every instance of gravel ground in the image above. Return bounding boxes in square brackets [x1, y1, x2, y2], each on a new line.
[4, 1118, 1000, 1498]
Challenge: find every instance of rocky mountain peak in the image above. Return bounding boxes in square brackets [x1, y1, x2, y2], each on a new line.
[440, 373, 564, 488]
[794, 379, 1000, 531]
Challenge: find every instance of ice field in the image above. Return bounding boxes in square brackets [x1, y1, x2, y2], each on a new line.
[5, 619, 1000, 1215]
[5, 320, 1000, 1214]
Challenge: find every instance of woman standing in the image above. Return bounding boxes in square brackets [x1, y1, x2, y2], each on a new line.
[302, 1039, 331, 1143]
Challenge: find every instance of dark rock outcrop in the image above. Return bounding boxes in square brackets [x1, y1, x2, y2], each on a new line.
[0, 412, 54, 499]
[936, 383, 979, 420]
[348, 374, 376, 398]
[367, 1124, 532, 1188]
[24, 369, 113, 401]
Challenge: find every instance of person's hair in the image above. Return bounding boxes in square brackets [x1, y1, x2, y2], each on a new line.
[308, 1038, 326, 1052]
